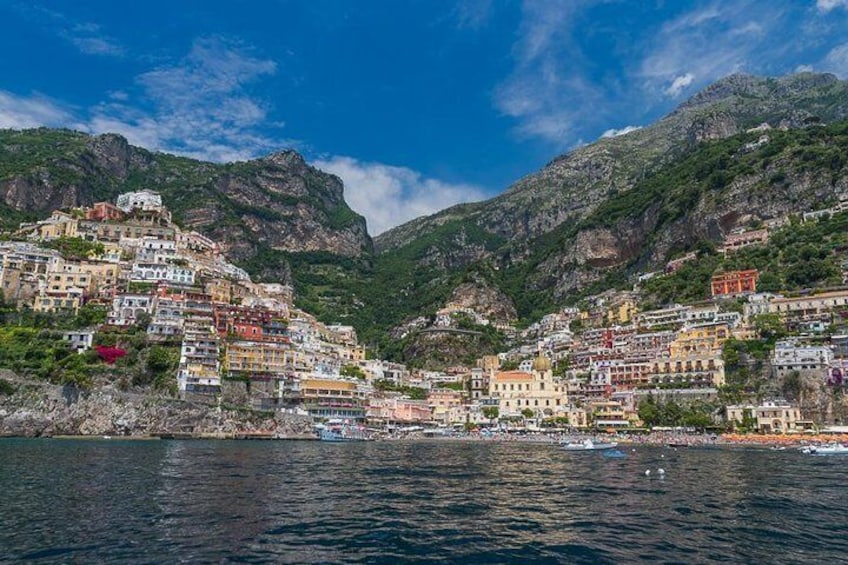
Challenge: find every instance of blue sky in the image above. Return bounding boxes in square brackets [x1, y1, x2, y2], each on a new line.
[1, 1, 848, 234]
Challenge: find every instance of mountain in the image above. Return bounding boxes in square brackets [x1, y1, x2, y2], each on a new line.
[2, 72, 848, 368]
[372, 72, 848, 323]
[0, 129, 371, 282]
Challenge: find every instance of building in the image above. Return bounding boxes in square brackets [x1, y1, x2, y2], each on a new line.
[224, 339, 291, 379]
[108, 293, 156, 326]
[489, 355, 568, 418]
[635, 305, 692, 329]
[767, 290, 848, 319]
[726, 400, 802, 433]
[177, 313, 221, 394]
[666, 252, 697, 273]
[116, 190, 164, 213]
[62, 330, 94, 353]
[368, 397, 431, 424]
[429, 389, 464, 425]
[85, 202, 125, 222]
[130, 262, 195, 286]
[720, 229, 769, 254]
[711, 270, 759, 297]
[771, 340, 833, 380]
[589, 400, 632, 429]
[300, 378, 367, 421]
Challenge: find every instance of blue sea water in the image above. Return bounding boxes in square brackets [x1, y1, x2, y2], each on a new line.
[1, 439, 847, 564]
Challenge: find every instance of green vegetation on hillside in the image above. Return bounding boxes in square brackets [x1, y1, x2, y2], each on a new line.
[642, 211, 847, 308]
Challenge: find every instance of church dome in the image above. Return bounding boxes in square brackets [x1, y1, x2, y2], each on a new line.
[532, 354, 552, 372]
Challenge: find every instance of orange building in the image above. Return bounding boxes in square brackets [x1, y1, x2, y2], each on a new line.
[711, 269, 758, 297]
[85, 202, 125, 222]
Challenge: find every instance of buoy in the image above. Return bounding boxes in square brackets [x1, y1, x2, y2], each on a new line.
[658, 468, 665, 475]
[645, 469, 651, 476]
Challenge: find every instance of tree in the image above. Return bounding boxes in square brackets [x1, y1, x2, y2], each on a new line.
[500, 359, 520, 371]
[340, 364, 366, 380]
[521, 408, 534, 419]
[133, 312, 152, 332]
[638, 395, 660, 427]
[753, 313, 786, 341]
[74, 304, 107, 328]
[482, 406, 499, 421]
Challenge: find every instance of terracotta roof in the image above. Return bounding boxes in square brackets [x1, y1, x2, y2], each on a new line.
[494, 371, 534, 382]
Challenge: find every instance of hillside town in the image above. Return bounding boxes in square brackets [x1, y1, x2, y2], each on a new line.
[2, 190, 848, 436]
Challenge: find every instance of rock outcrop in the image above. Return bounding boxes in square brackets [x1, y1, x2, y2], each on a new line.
[0, 373, 313, 438]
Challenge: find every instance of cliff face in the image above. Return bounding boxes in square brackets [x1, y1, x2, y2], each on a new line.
[0, 129, 371, 268]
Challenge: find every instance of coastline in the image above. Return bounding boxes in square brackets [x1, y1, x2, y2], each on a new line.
[3, 429, 845, 449]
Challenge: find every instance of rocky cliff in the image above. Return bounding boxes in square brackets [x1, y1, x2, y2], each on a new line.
[0, 129, 371, 279]
[0, 372, 313, 438]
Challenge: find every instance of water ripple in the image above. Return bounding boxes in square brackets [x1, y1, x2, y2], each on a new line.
[2, 439, 848, 563]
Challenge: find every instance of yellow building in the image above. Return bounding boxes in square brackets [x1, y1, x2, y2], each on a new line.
[205, 278, 232, 304]
[607, 298, 639, 325]
[589, 400, 633, 429]
[490, 355, 568, 418]
[669, 323, 730, 357]
[224, 340, 292, 376]
[726, 401, 802, 433]
[301, 378, 367, 421]
[647, 323, 730, 388]
[37, 212, 79, 240]
[33, 293, 81, 313]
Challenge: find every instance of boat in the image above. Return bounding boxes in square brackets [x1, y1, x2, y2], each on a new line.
[562, 438, 619, 451]
[316, 423, 372, 442]
[802, 442, 848, 455]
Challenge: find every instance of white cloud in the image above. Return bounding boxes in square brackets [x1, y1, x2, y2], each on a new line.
[821, 43, 848, 76]
[87, 36, 285, 161]
[0, 36, 289, 163]
[635, 3, 801, 102]
[601, 125, 642, 139]
[817, 0, 848, 13]
[21, 7, 125, 57]
[61, 23, 124, 57]
[313, 156, 487, 235]
[795, 64, 815, 72]
[492, 2, 596, 145]
[0, 90, 82, 129]
[664, 73, 695, 97]
[454, 0, 493, 30]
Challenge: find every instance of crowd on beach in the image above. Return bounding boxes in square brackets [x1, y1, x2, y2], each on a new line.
[382, 428, 848, 448]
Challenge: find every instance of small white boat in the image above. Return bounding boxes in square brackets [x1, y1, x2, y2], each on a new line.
[562, 439, 618, 451]
[803, 443, 848, 455]
[316, 423, 371, 442]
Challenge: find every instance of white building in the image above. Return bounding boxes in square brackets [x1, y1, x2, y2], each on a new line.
[108, 293, 156, 326]
[62, 330, 94, 353]
[771, 340, 834, 380]
[636, 304, 691, 328]
[116, 190, 163, 213]
[130, 262, 195, 286]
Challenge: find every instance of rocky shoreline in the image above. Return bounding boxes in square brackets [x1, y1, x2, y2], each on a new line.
[0, 372, 314, 439]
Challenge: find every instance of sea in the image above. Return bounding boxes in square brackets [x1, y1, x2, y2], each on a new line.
[1, 439, 846, 564]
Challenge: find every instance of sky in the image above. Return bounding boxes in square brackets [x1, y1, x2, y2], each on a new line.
[1, 1, 848, 235]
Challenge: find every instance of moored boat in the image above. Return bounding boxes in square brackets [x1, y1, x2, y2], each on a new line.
[562, 438, 618, 451]
[802, 442, 848, 455]
[316, 422, 372, 442]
